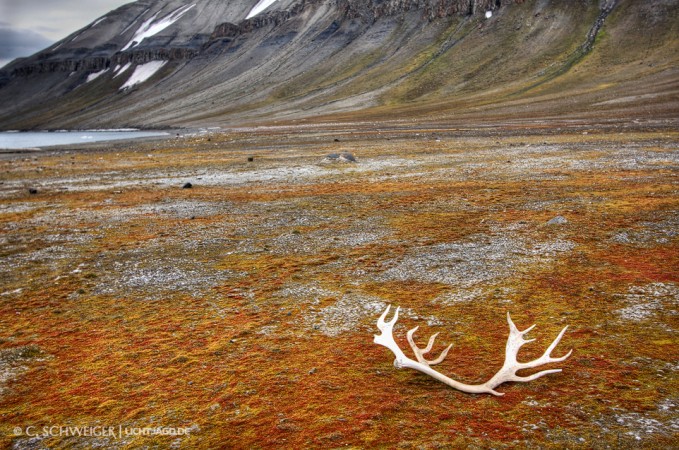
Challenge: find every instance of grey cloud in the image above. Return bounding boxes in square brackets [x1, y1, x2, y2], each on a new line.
[0, 25, 53, 60]
[0, 0, 129, 67]
[0, 0, 130, 40]
[35, 26, 62, 35]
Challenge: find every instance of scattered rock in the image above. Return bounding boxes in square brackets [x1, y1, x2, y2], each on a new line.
[611, 231, 632, 243]
[309, 367, 317, 374]
[28, 188, 38, 195]
[547, 215, 568, 225]
[339, 152, 357, 162]
[182, 182, 193, 189]
[322, 152, 357, 163]
[616, 282, 679, 322]
[334, 138, 340, 142]
[247, 156, 254, 162]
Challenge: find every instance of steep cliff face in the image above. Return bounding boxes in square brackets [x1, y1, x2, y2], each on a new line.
[2, 0, 247, 77]
[337, 0, 520, 21]
[0, 0, 677, 129]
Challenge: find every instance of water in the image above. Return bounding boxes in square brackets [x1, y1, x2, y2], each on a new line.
[0, 130, 170, 149]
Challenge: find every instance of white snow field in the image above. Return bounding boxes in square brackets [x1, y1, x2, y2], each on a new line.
[86, 69, 109, 83]
[120, 61, 167, 90]
[246, 0, 279, 19]
[113, 63, 132, 78]
[122, 4, 196, 51]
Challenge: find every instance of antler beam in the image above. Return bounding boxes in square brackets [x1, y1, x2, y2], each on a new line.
[373, 305, 572, 396]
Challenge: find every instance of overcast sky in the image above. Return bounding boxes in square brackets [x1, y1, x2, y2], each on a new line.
[0, 0, 131, 67]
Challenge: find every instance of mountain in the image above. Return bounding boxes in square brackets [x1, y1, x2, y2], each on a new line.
[0, 0, 677, 130]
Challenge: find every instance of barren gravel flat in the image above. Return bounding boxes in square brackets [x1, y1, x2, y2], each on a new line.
[1, 120, 677, 448]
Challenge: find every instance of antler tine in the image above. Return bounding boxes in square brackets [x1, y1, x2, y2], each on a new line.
[407, 326, 452, 366]
[517, 324, 573, 370]
[542, 325, 572, 361]
[406, 327, 425, 363]
[376, 304, 391, 329]
[422, 332, 440, 354]
[427, 342, 452, 365]
[373, 305, 408, 368]
[512, 368, 563, 383]
[377, 305, 399, 331]
[507, 313, 536, 343]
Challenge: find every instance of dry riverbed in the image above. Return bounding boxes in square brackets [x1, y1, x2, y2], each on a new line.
[0, 121, 677, 448]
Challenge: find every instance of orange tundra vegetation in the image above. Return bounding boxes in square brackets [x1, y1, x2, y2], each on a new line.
[0, 121, 677, 448]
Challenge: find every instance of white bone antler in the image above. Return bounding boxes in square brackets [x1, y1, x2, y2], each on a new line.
[374, 305, 572, 396]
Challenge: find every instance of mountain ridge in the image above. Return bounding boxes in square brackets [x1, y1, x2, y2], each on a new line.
[0, 0, 677, 130]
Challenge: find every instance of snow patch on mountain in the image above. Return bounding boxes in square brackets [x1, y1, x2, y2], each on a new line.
[90, 17, 107, 28]
[122, 4, 196, 51]
[86, 69, 109, 83]
[246, 0, 279, 19]
[114, 63, 132, 78]
[120, 7, 150, 35]
[120, 61, 167, 90]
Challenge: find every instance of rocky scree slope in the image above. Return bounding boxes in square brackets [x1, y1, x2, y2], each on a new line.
[0, 0, 677, 129]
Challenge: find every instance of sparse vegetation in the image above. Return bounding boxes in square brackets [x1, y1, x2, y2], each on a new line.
[1, 121, 677, 448]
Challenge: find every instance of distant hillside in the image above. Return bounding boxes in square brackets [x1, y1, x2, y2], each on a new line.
[0, 0, 677, 129]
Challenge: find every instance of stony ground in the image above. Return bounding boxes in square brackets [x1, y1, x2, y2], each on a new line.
[0, 120, 677, 448]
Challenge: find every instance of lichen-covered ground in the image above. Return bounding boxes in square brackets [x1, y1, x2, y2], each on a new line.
[0, 120, 677, 448]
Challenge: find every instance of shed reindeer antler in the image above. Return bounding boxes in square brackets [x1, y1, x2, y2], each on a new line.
[374, 305, 572, 396]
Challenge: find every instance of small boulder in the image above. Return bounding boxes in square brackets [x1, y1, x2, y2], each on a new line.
[182, 182, 193, 189]
[322, 152, 357, 163]
[547, 215, 568, 225]
[339, 152, 357, 163]
[28, 188, 38, 195]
